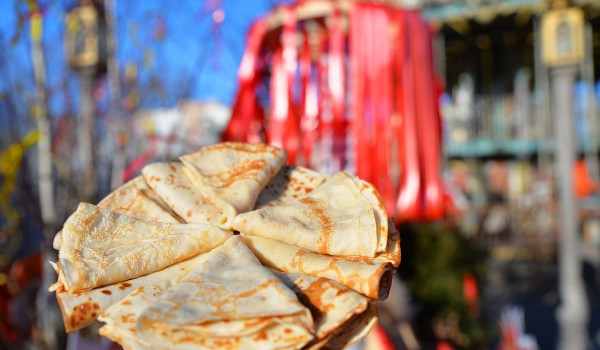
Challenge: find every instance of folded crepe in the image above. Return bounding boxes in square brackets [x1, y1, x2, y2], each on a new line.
[53, 176, 182, 251]
[307, 302, 377, 350]
[98, 236, 314, 350]
[241, 235, 394, 300]
[141, 162, 222, 224]
[56, 203, 231, 292]
[272, 271, 377, 349]
[53, 252, 215, 332]
[234, 172, 387, 257]
[341, 218, 401, 268]
[180, 142, 287, 228]
[98, 176, 183, 223]
[254, 165, 325, 209]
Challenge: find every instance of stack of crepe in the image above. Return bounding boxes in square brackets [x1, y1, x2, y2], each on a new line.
[50, 142, 400, 349]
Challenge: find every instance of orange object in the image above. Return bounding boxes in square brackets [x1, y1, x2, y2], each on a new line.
[573, 159, 598, 198]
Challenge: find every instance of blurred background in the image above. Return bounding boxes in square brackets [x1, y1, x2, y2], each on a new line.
[1, 0, 600, 349]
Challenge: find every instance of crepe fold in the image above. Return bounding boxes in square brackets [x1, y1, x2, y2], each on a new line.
[180, 142, 287, 228]
[54, 252, 213, 332]
[272, 271, 377, 349]
[234, 172, 387, 257]
[98, 236, 314, 350]
[241, 235, 394, 300]
[53, 176, 182, 251]
[142, 162, 222, 224]
[254, 165, 325, 209]
[56, 203, 232, 292]
[307, 302, 377, 350]
[341, 219, 401, 268]
[99, 176, 183, 223]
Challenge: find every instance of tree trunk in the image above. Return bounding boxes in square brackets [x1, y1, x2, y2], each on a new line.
[29, 10, 67, 350]
[77, 67, 98, 201]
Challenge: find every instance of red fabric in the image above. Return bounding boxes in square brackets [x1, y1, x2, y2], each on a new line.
[267, 6, 301, 164]
[395, 11, 421, 221]
[299, 29, 319, 167]
[224, 3, 445, 223]
[350, 5, 367, 180]
[368, 323, 395, 350]
[222, 19, 268, 143]
[372, 7, 395, 214]
[414, 15, 443, 220]
[329, 8, 347, 170]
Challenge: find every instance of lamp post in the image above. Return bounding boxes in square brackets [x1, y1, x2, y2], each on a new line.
[541, 3, 589, 349]
[552, 64, 589, 350]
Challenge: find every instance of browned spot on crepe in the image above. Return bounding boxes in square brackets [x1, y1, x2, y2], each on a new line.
[206, 159, 269, 188]
[121, 313, 135, 323]
[67, 301, 100, 328]
[130, 287, 145, 297]
[299, 197, 334, 253]
[205, 142, 281, 157]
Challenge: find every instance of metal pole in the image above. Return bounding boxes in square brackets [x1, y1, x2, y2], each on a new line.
[552, 65, 589, 350]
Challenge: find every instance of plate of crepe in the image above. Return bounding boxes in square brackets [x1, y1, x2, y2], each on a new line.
[50, 142, 400, 349]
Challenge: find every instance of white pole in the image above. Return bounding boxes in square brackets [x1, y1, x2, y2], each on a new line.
[552, 64, 589, 350]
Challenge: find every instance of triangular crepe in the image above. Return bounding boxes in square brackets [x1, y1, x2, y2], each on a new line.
[234, 172, 384, 257]
[180, 142, 287, 228]
[54, 252, 214, 332]
[241, 235, 394, 300]
[254, 165, 325, 209]
[98, 176, 183, 223]
[141, 162, 222, 224]
[53, 176, 182, 251]
[56, 203, 231, 292]
[272, 270, 376, 349]
[98, 236, 314, 350]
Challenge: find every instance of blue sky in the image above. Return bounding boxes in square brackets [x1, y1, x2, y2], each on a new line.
[0, 0, 290, 138]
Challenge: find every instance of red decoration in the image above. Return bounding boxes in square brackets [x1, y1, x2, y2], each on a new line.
[223, 2, 447, 222]
[462, 273, 479, 316]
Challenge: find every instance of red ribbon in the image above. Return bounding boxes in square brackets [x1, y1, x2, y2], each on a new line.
[350, 5, 367, 180]
[300, 29, 319, 168]
[373, 7, 395, 214]
[223, 19, 268, 143]
[395, 11, 421, 221]
[414, 16, 443, 220]
[329, 8, 346, 171]
[267, 6, 301, 164]
[224, 4, 446, 222]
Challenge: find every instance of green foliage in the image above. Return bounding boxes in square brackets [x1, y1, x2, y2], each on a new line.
[399, 223, 488, 348]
